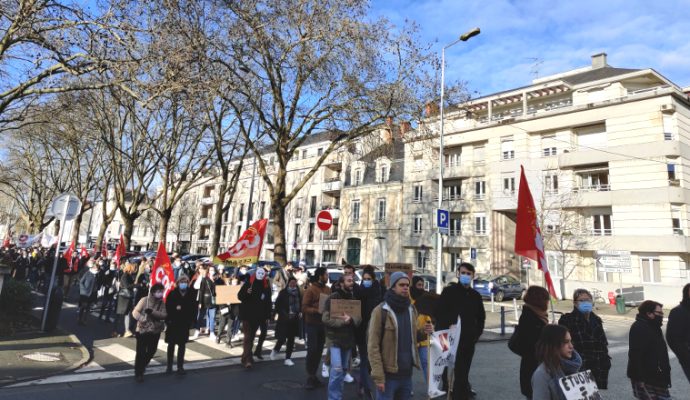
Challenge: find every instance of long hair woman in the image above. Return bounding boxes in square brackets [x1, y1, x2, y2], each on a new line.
[515, 286, 550, 399]
[531, 325, 582, 400]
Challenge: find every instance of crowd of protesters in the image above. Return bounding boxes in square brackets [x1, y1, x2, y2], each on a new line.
[3, 245, 690, 399]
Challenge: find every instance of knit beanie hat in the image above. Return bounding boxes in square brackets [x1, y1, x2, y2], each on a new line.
[389, 271, 409, 287]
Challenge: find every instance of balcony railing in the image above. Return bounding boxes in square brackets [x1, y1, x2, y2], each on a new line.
[591, 228, 613, 236]
[574, 184, 610, 192]
[322, 180, 342, 192]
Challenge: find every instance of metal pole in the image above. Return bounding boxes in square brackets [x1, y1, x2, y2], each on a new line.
[41, 200, 69, 331]
[320, 230, 324, 266]
[490, 292, 495, 312]
[500, 306, 505, 335]
[513, 298, 519, 321]
[435, 46, 446, 295]
[246, 156, 257, 230]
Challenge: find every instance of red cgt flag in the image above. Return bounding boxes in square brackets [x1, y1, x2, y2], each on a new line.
[80, 244, 89, 259]
[213, 219, 268, 265]
[151, 242, 175, 300]
[515, 166, 557, 298]
[114, 234, 126, 266]
[64, 241, 76, 273]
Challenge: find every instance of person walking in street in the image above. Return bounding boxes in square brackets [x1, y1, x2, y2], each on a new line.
[357, 267, 383, 400]
[114, 262, 136, 338]
[628, 300, 672, 400]
[513, 286, 550, 399]
[368, 271, 432, 400]
[303, 266, 332, 389]
[666, 283, 690, 383]
[132, 283, 167, 382]
[323, 274, 361, 400]
[165, 274, 197, 375]
[435, 262, 486, 400]
[214, 270, 234, 344]
[238, 266, 272, 369]
[531, 325, 583, 400]
[558, 288, 611, 390]
[273, 261, 294, 292]
[98, 260, 118, 323]
[191, 265, 217, 340]
[77, 260, 100, 326]
[271, 276, 302, 366]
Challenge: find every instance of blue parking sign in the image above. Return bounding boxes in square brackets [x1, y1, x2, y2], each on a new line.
[437, 209, 449, 235]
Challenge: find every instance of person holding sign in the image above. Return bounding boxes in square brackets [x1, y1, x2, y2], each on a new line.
[531, 325, 583, 400]
[323, 274, 362, 400]
[368, 271, 432, 400]
[165, 274, 197, 375]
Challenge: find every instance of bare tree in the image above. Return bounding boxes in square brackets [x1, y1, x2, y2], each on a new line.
[169, 194, 200, 253]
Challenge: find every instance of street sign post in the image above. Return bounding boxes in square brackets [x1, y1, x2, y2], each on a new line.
[470, 247, 477, 260]
[595, 250, 631, 293]
[42, 193, 81, 331]
[436, 209, 449, 235]
[316, 210, 333, 266]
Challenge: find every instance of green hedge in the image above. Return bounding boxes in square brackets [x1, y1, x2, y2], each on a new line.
[0, 278, 32, 315]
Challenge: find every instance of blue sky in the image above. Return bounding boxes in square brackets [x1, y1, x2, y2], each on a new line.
[372, 0, 690, 97]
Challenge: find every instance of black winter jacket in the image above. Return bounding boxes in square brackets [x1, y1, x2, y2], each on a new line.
[558, 309, 611, 389]
[238, 277, 272, 323]
[434, 284, 485, 347]
[627, 314, 671, 387]
[165, 288, 198, 344]
[515, 306, 547, 397]
[666, 299, 690, 367]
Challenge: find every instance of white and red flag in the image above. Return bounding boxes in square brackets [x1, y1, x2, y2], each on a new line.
[80, 244, 89, 259]
[151, 241, 175, 301]
[515, 166, 557, 298]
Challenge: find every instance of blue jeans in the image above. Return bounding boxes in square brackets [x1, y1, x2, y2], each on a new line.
[206, 307, 216, 333]
[418, 346, 429, 383]
[328, 346, 351, 400]
[376, 375, 412, 400]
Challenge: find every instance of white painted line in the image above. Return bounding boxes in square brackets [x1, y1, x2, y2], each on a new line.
[157, 341, 210, 361]
[8, 351, 308, 387]
[608, 345, 676, 360]
[97, 343, 160, 366]
[76, 361, 105, 373]
[193, 337, 243, 357]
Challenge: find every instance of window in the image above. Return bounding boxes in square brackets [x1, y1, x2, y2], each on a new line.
[672, 206, 683, 235]
[221, 226, 227, 242]
[317, 147, 323, 156]
[417, 249, 428, 271]
[446, 151, 461, 167]
[450, 252, 462, 272]
[414, 154, 425, 171]
[354, 169, 362, 185]
[239, 203, 245, 221]
[301, 149, 307, 159]
[663, 115, 674, 141]
[576, 124, 607, 149]
[308, 223, 315, 242]
[293, 223, 300, 243]
[542, 135, 557, 156]
[236, 226, 241, 240]
[376, 198, 386, 222]
[346, 238, 361, 265]
[377, 164, 389, 183]
[450, 217, 461, 236]
[223, 209, 229, 223]
[501, 137, 514, 160]
[309, 196, 317, 218]
[259, 201, 266, 219]
[473, 145, 485, 164]
[474, 180, 486, 199]
[413, 185, 423, 202]
[413, 215, 423, 234]
[545, 224, 561, 234]
[579, 170, 610, 191]
[641, 257, 661, 283]
[323, 250, 336, 263]
[447, 184, 461, 200]
[503, 177, 515, 195]
[474, 213, 487, 235]
[668, 163, 678, 185]
[592, 214, 612, 236]
[544, 173, 559, 194]
[351, 200, 361, 224]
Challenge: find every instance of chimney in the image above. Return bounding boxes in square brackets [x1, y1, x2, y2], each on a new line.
[380, 125, 393, 144]
[591, 53, 607, 69]
[425, 102, 439, 117]
[399, 121, 411, 138]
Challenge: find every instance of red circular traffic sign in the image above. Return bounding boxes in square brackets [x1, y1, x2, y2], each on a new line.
[316, 210, 333, 231]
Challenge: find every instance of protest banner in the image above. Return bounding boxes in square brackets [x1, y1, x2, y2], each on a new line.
[318, 293, 329, 313]
[428, 317, 461, 398]
[558, 370, 601, 400]
[216, 285, 242, 304]
[330, 299, 361, 320]
[384, 263, 413, 286]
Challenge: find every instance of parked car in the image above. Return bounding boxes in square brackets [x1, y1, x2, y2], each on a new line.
[472, 274, 526, 302]
[181, 254, 208, 263]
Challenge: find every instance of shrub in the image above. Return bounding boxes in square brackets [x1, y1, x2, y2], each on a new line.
[0, 278, 32, 315]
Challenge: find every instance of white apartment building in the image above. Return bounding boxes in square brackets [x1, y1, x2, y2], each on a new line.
[403, 53, 690, 303]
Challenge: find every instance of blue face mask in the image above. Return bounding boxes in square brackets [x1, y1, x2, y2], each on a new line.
[362, 280, 373, 288]
[459, 274, 472, 286]
[179, 283, 188, 290]
[577, 301, 593, 313]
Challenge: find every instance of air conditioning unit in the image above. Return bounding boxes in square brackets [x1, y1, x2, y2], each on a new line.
[661, 104, 676, 113]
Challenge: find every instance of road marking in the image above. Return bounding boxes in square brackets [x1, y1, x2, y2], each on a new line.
[97, 343, 160, 366]
[608, 345, 676, 360]
[76, 361, 105, 373]
[157, 341, 210, 361]
[8, 351, 308, 387]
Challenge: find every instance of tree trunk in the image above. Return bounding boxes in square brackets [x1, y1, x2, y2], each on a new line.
[123, 217, 134, 250]
[210, 180, 227, 256]
[69, 210, 84, 245]
[271, 201, 287, 267]
[158, 210, 171, 246]
[95, 221, 107, 251]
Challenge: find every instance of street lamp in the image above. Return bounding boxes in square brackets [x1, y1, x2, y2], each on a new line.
[436, 28, 480, 294]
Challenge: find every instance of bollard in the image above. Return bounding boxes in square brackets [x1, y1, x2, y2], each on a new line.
[491, 292, 495, 313]
[500, 306, 506, 336]
[513, 298, 519, 320]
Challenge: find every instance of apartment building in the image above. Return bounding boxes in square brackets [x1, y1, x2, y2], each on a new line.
[403, 53, 690, 303]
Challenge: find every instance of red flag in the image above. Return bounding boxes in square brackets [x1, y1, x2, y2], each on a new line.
[2, 233, 10, 248]
[64, 241, 76, 273]
[151, 241, 175, 300]
[213, 219, 268, 265]
[515, 166, 557, 298]
[114, 234, 126, 266]
[80, 244, 88, 258]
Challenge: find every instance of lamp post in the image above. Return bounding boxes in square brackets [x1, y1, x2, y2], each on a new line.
[436, 28, 480, 294]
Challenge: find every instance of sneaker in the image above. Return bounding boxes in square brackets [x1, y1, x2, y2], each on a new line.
[284, 359, 294, 366]
[270, 350, 277, 361]
[344, 373, 354, 383]
[209, 333, 217, 342]
[123, 331, 133, 338]
[352, 357, 360, 368]
[191, 330, 200, 340]
[321, 364, 329, 378]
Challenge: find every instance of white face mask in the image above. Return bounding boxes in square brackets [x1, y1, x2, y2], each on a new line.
[255, 268, 266, 280]
[90, 268, 99, 274]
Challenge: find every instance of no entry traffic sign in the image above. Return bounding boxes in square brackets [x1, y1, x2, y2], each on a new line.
[317, 210, 333, 231]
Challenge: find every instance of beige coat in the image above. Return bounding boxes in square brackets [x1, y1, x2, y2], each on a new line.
[132, 295, 167, 335]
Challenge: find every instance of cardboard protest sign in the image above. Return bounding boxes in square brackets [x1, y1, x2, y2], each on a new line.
[330, 299, 361, 320]
[318, 293, 329, 313]
[428, 317, 461, 398]
[216, 285, 241, 304]
[384, 263, 413, 287]
[558, 370, 601, 400]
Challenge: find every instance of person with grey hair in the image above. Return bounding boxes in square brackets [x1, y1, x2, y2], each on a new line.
[558, 288, 611, 389]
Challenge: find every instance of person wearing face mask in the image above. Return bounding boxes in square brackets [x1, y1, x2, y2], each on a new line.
[434, 262, 485, 400]
[98, 261, 119, 323]
[513, 286, 550, 399]
[172, 257, 183, 280]
[530, 325, 582, 400]
[132, 283, 167, 382]
[271, 277, 302, 366]
[165, 274, 197, 375]
[133, 261, 152, 305]
[191, 266, 217, 340]
[627, 300, 671, 399]
[238, 266, 272, 369]
[558, 288, 611, 390]
[77, 260, 101, 326]
[410, 276, 433, 384]
[356, 267, 383, 399]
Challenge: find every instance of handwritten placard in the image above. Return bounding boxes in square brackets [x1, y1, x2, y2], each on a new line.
[558, 370, 601, 400]
[384, 263, 414, 287]
[330, 299, 361, 320]
[216, 285, 241, 304]
[318, 293, 329, 314]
